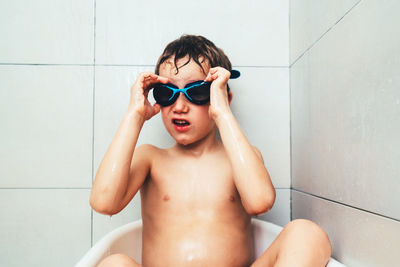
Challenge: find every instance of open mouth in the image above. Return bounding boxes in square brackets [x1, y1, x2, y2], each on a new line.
[172, 119, 190, 126]
[172, 119, 191, 132]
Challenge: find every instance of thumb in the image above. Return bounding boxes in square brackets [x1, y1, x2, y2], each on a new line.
[152, 103, 161, 116]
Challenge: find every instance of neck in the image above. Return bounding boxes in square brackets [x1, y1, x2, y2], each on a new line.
[174, 129, 222, 157]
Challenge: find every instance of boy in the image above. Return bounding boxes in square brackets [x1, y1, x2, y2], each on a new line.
[90, 35, 331, 267]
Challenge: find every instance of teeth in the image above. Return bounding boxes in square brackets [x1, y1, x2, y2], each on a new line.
[173, 119, 189, 125]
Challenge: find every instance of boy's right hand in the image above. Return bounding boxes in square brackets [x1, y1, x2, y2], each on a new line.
[129, 72, 169, 121]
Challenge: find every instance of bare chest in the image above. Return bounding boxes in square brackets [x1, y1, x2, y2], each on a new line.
[141, 153, 244, 216]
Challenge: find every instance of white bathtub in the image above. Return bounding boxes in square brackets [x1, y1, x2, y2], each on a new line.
[75, 218, 345, 267]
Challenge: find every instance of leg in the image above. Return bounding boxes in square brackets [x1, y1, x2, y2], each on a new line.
[97, 253, 142, 267]
[251, 219, 332, 267]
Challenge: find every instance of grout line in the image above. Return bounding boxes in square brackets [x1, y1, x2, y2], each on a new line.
[288, 0, 292, 222]
[91, 0, 97, 248]
[288, 0, 291, 67]
[289, 68, 293, 221]
[93, 0, 96, 67]
[96, 64, 156, 67]
[0, 63, 93, 66]
[292, 188, 400, 223]
[0, 187, 92, 189]
[289, 73, 293, 222]
[289, 0, 363, 68]
[91, 207, 94, 247]
[233, 65, 288, 68]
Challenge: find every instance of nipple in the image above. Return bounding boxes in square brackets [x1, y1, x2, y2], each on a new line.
[229, 195, 235, 202]
[163, 194, 170, 201]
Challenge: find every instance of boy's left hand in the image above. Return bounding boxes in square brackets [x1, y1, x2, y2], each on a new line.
[205, 67, 232, 120]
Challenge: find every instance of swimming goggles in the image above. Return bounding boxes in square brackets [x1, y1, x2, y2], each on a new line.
[152, 69, 240, 106]
[153, 80, 211, 106]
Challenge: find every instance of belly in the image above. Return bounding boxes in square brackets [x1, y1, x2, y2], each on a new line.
[142, 220, 254, 267]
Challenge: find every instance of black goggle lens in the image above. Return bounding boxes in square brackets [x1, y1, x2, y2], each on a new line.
[187, 82, 210, 105]
[153, 84, 177, 106]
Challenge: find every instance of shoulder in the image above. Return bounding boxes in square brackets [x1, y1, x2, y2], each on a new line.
[135, 144, 162, 157]
[132, 144, 171, 175]
[131, 144, 164, 171]
[134, 144, 168, 161]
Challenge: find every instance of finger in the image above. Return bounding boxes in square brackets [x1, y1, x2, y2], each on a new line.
[140, 73, 167, 90]
[209, 67, 218, 74]
[205, 68, 220, 82]
[156, 75, 169, 84]
[152, 103, 161, 116]
[138, 72, 155, 88]
[204, 71, 213, 82]
[139, 72, 156, 81]
[212, 67, 231, 78]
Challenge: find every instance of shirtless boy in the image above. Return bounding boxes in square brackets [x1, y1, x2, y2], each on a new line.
[90, 35, 332, 267]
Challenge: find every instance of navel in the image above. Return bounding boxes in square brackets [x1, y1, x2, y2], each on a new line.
[163, 194, 170, 201]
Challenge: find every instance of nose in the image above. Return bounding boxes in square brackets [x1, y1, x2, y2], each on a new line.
[172, 93, 189, 113]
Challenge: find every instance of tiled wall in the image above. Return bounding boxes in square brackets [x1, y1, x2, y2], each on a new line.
[290, 0, 400, 266]
[0, 0, 290, 266]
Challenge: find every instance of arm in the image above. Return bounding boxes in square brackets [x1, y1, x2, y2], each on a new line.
[89, 72, 168, 215]
[206, 67, 276, 215]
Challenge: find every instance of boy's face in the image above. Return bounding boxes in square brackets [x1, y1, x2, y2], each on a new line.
[158, 56, 216, 146]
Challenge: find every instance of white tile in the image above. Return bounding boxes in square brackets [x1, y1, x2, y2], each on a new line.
[93, 193, 141, 243]
[292, 190, 400, 267]
[0, 0, 94, 64]
[256, 188, 290, 227]
[291, 0, 400, 219]
[290, 0, 360, 64]
[0, 189, 91, 267]
[231, 67, 290, 188]
[94, 66, 175, 174]
[0, 66, 93, 188]
[96, 0, 288, 66]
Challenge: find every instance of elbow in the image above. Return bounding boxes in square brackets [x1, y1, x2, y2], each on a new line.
[89, 193, 120, 216]
[246, 201, 274, 216]
[245, 190, 276, 216]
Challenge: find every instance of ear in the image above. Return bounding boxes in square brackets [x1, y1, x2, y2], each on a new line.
[228, 91, 233, 105]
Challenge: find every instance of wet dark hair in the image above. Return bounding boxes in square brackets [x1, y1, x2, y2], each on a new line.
[155, 34, 232, 76]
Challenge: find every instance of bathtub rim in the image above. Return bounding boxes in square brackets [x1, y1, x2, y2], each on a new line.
[74, 218, 345, 267]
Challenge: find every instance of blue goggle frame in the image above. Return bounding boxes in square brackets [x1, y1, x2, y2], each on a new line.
[152, 69, 240, 106]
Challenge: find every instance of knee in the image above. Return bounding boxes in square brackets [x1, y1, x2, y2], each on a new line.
[285, 219, 332, 256]
[97, 253, 138, 267]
